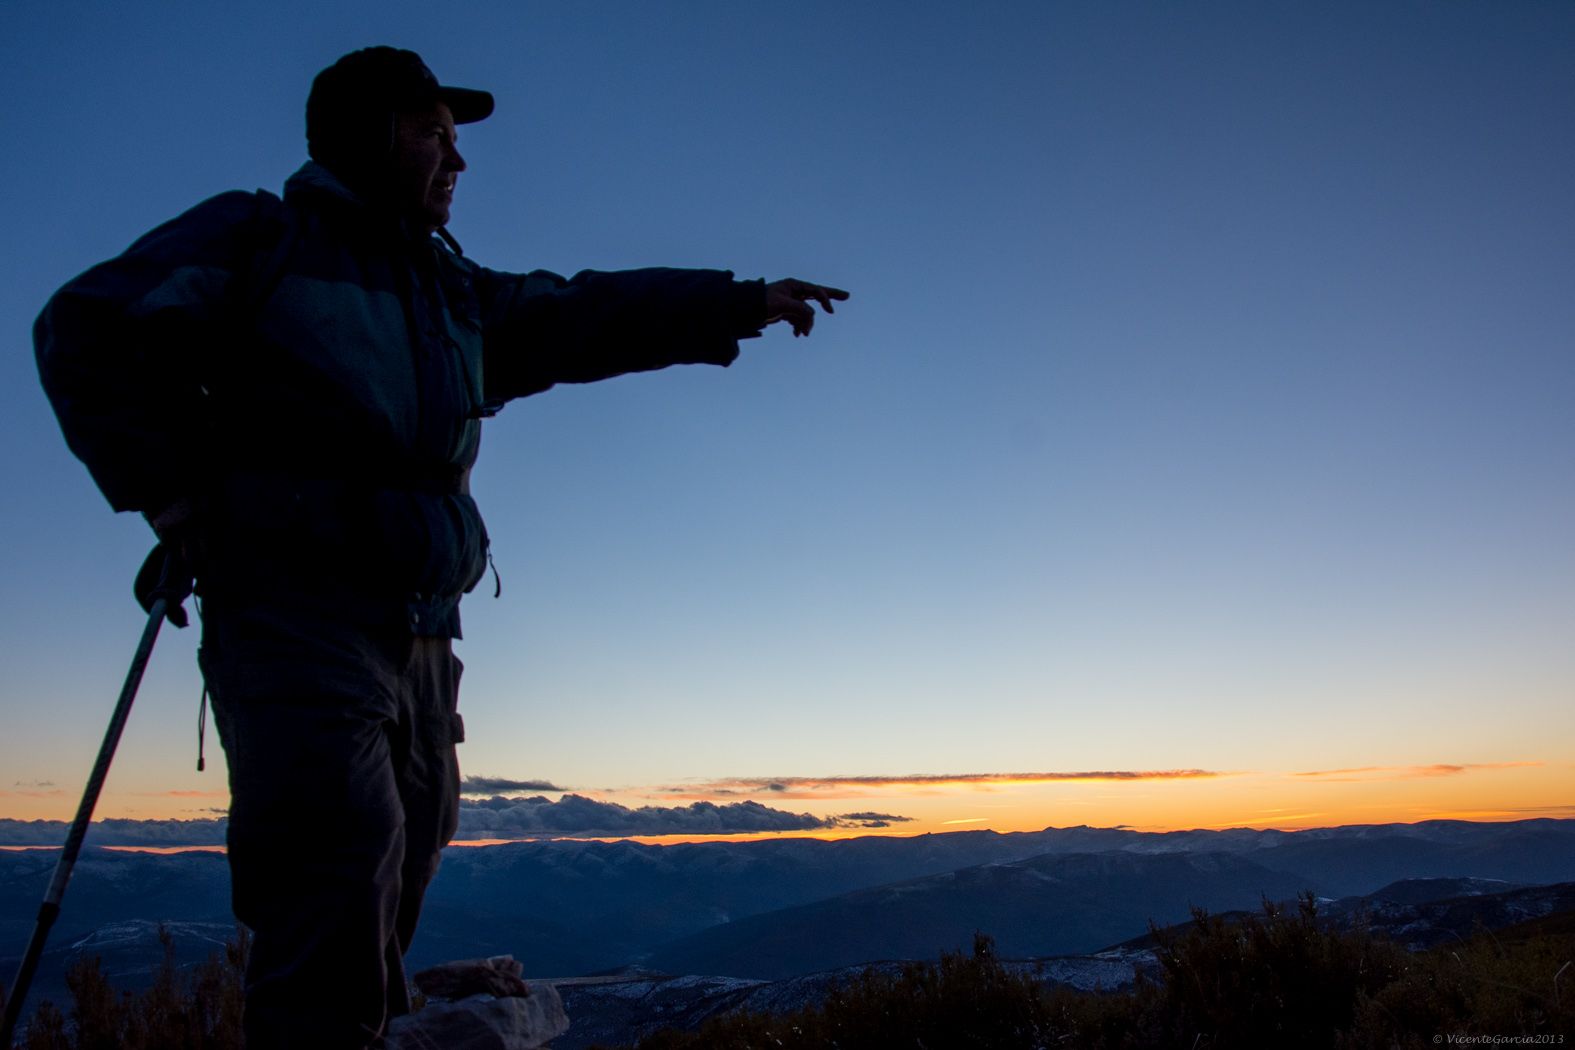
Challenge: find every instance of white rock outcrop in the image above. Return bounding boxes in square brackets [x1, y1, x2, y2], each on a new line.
[386, 956, 570, 1050]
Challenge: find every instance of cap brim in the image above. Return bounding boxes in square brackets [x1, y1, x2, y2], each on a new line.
[439, 86, 494, 124]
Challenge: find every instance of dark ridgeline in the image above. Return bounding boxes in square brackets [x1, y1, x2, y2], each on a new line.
[643, 850, 1310, 979]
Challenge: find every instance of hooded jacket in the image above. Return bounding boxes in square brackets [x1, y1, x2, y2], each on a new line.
[36, 162, 765, 637]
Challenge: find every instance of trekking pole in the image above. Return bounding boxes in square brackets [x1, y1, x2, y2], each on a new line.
[1, 545, 190, 1047]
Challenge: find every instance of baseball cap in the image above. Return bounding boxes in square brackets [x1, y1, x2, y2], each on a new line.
[307, 46, 494, 163]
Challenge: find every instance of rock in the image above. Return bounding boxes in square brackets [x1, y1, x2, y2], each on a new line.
[414, 956, 534, 1000]
[385, 987, 569, 1050]
[387, 956, 570, 1049]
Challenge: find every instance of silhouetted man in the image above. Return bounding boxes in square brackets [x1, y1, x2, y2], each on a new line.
[36, 46, 846, 1049]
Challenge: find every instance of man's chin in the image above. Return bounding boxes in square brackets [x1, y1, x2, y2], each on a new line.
[422, 202, 452, 230]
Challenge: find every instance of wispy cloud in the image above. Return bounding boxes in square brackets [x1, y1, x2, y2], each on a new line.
[3, 781, 64, 800]
[835, 812, 915, 829]
[1207, 812, 1327, 829]
[658, 770, 1228, 800]
[1292, 762, 1541, 783]
[461, 775, 568, 795]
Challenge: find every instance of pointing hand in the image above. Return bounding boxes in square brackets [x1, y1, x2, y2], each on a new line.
[765, 278, 850, 337]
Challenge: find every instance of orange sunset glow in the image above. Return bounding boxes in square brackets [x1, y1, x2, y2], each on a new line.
[6, 760, 1569, 846]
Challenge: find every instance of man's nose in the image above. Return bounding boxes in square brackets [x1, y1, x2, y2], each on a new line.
[446, 144, 466, 173]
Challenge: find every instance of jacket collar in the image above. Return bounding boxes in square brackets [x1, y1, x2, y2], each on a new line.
[283, 161, 436, 249]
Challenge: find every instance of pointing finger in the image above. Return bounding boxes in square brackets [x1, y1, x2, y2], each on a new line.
[806, 282, 850, 314]
[798, 282, 842, 315]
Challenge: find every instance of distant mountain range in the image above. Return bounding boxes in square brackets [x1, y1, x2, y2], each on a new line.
[3, 818, 1574, 1037]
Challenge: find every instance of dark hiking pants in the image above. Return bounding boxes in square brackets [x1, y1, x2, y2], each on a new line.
[199, 598, 464, 1049]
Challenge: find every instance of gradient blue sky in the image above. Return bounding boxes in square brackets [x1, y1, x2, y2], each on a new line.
[3, 1, 1572, 836]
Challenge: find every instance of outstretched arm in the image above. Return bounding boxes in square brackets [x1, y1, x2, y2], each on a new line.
[475, 266, 765, 402]
[474, 266, 850, 404]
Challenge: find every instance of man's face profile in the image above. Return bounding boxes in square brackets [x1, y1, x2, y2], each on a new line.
[390, 101, 465, 231]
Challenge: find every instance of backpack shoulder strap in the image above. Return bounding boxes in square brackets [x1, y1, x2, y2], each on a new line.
[237, 189, 296, 318]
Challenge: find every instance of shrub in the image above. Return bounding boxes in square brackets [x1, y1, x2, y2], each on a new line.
[633, 933, 1060, 1050]
[12, 927, 246, 1050]
[1149, 893, 1413, 1048]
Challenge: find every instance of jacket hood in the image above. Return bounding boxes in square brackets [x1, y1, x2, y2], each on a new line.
[284, 161, 367, 210]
